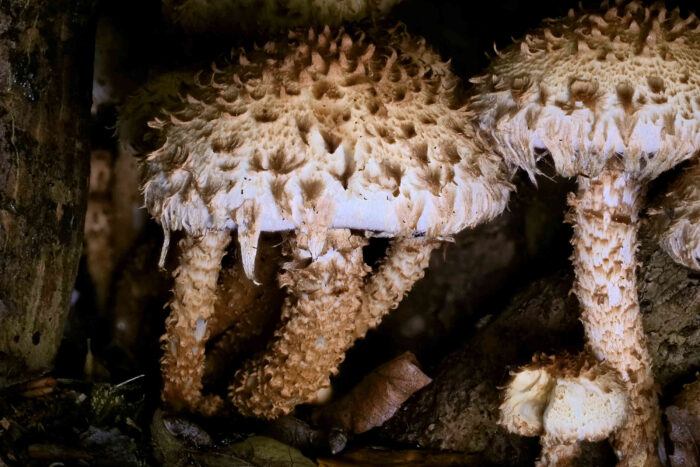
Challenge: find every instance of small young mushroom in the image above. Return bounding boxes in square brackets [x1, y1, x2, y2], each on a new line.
[120, 25, 511, 417]
[500, 353, 628, 466]
[648, 159, 700, 271]
[470, 2, 700, 463]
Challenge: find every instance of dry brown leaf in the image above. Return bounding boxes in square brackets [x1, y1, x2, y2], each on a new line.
[312, 351, 431, 434]
[666, 406, 700, 467]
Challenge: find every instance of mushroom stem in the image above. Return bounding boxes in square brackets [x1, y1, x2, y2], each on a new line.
[206, 235, 282, 339]
[536, 434, 581, 467]
[230, 229, 369, 418]
[160, 230, 230, 415]
[570, 165, 659, 465]
[355, 237, 440, 338]
[203, 236, 283, 386]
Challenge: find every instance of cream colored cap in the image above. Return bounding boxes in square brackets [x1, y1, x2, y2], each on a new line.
[120, 25, 511, 276]
[470, 1, 700, 180]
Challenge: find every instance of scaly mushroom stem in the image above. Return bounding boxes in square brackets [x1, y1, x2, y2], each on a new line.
[536, 434, 581, 467]
[230, 229, 369, 418]
[203, 236, 284, 386]
[570, 166, 659, 466]
[355, 237, 440, 338]
[160, 230, 230, 415]
[207, 235, 283, 339]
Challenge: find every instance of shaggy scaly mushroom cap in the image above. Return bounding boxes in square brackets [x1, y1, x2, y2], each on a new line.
[649, 159, 700, 271]
[162, 0, 404, 36]
[120, 25, 510, 417]
[471, 2, 700, 463]
[500, 353, 628, 466]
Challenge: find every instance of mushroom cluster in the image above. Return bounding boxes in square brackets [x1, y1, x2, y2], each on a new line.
[500, 353, 628, 466]
[468, 1, 700, 464]
[121, 25, 511, 417]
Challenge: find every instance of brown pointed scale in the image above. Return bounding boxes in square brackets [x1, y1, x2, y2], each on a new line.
[119, 25, 511, 417]
[470, 2, 700, 464]
[648, 159, 700, 271]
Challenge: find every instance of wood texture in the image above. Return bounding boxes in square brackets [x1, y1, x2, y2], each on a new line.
[0, 0, 94, 384]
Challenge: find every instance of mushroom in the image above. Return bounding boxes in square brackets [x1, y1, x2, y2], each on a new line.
[648, 158, 700, 271]
[500, 353, 628, 466]
[120, 25, 511, 417]
[161, 0, 405, 36]
[469, 2, 700, 463]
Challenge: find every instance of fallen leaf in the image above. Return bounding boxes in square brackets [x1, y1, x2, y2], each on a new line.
[312, 352, 431, 434]
[666, 406, 700, 467]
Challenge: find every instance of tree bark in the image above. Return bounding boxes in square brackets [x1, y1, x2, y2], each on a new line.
[0, 0, 94, 385]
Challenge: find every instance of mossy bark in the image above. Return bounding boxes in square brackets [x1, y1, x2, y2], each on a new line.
[0, 0, 95, 384]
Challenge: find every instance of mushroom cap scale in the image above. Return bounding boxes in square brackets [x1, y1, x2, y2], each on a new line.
[123, 26, 510, 244]
[470, 1, 700, 180]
